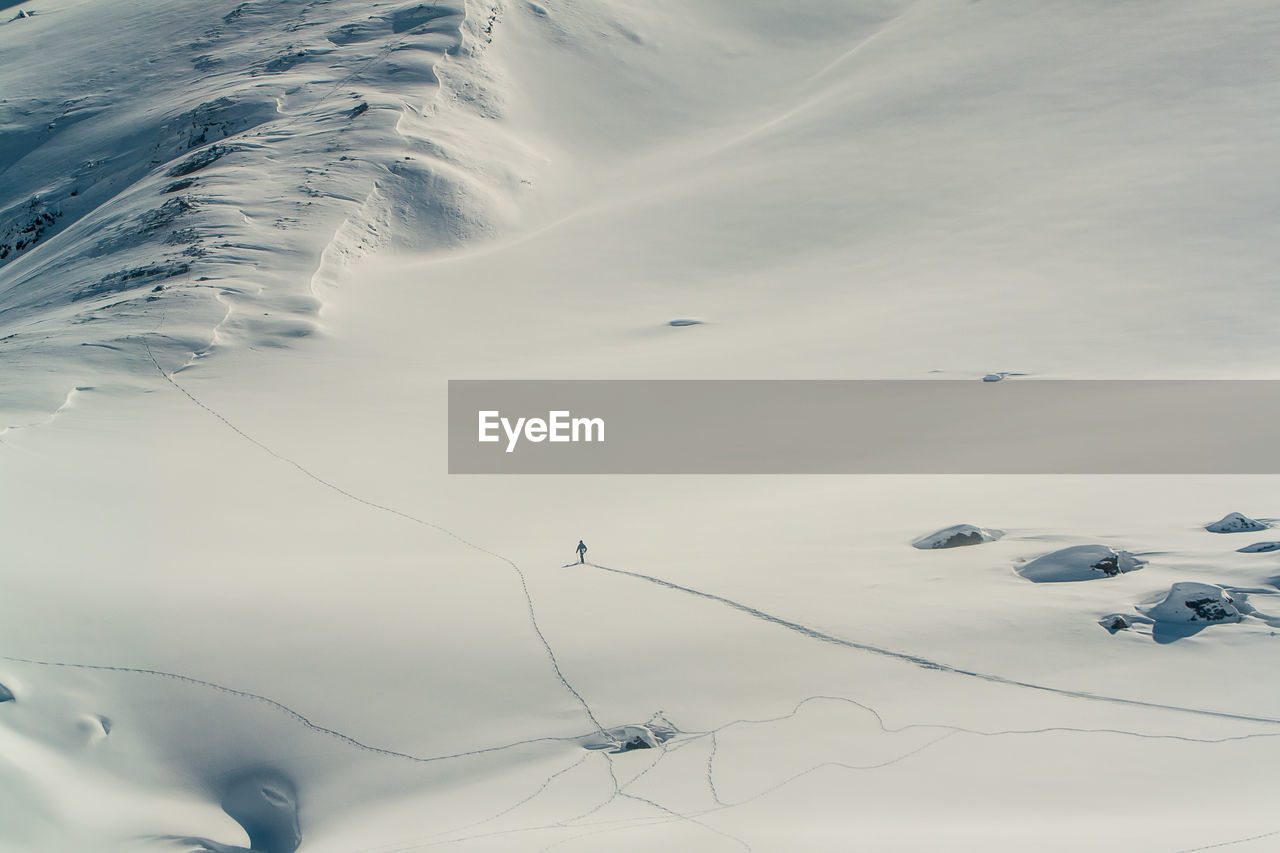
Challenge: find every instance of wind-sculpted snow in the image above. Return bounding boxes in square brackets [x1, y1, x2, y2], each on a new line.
[165, 772, 303, 853]
[911, 523, 1003, 550]
[0, 0, 522, 420]
[1015, 544, 1145, 583]
[219, 771, 301, 853]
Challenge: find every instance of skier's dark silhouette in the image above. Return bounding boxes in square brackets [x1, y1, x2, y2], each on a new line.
[576, 540, 588, 564]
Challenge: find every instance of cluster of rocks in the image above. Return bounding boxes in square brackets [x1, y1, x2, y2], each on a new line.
[912, 510, 1276, 638]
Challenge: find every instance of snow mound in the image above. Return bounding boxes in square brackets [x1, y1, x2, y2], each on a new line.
[912, 523, 1004, 550]
[1238, 541, 1280, 553]
[1225, 588, 1280, 628]
[1017, 545, 1144, 582]
[1205, 512, 1270, 533]
[583, 721, 678, 753]
[1140, 583, 1243, 625]
[220, 771, 301, 853]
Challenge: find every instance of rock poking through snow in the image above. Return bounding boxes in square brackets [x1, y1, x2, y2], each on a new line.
[1237, 541, 1280, 553]
[0, 682, 13, 703]
[583, 722, 677, 753]
[1017, 544, 1144, 582]
[1099, 614, 1133, 633]
[1205, 512, 1269, 534]
[1140, 583, 1242, 625]
[912, 524, 1004, 550]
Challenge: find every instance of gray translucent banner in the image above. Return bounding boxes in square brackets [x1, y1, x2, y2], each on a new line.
[447, 380, 1280, 474]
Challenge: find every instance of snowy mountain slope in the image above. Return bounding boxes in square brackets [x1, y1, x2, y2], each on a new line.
[458, 0, 1280, 381]
[3, 1, 1280, 852]
[0, 0, 528, 425]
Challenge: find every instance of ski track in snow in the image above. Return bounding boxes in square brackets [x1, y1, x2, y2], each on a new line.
[6, 7, 1280, 853]
[1173, 828, 1280, 852]
[617, 790, 752, 853]
[395, 695, 1280, 853]
[706, 732, 726, 806]
[700, 8, 913, 161]
[586, 562, 1280, 727]
[8, 630, 1273, 853]
[372, 725, 953, 852]
[143, 336, 610, 742]
[365, 751, 593, 853]
[683, 694, 1280, 748]
[0, 652, 588, 766]
[4, 335, 1274, 851]
[141, 329, 1280, 733]
[553, 740, 673, 831]
[530, 743, 753, 853]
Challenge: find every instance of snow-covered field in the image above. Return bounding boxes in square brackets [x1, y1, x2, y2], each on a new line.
[3, 1, 1280, 851]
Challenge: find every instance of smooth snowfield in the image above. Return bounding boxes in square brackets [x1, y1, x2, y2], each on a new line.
[4, 1, 1280, 852]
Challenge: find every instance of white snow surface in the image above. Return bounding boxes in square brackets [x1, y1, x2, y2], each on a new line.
[4, 1, 1280, 852]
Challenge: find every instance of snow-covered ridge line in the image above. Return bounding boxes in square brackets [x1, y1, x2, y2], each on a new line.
[0, 0, 523, 419]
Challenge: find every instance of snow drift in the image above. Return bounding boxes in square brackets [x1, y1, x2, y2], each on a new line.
[1016, 545, 1145, 583]
[911, 524, 1003, 550]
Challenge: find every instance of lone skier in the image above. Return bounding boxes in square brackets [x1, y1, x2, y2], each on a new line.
[576, 539, 588, 564]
